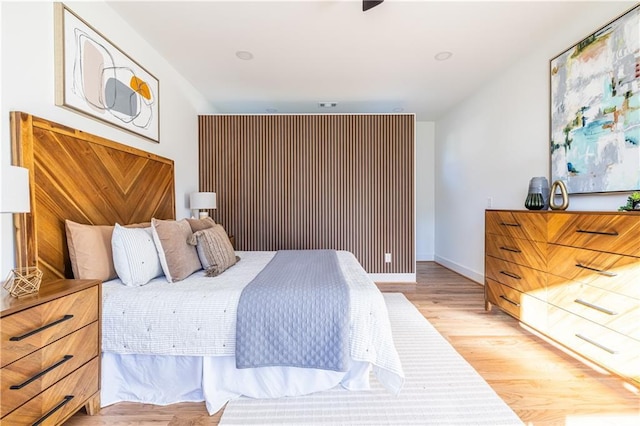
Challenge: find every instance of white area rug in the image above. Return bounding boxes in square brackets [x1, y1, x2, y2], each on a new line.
[220, 293, 523, 425]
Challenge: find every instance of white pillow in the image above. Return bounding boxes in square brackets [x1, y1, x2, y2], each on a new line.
[111, 224, 163, 286]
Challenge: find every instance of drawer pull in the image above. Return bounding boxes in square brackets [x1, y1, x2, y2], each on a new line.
[499, 295, 520, 307]
[32, 395, 74, 426]
[574, 263, 617, 277]
[575, 333, 618, 355]
[500, 222, 521, 227]
[10, 314, 74, 341]
[500, 270, 522, 280]
[10, 355, 74, 390]
[576, 229, 619, 237]
[574, 299, 618, 316]
[499, 246, 522, 253]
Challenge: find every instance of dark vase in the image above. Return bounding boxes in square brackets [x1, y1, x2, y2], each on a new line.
[525, 193, 544, 210]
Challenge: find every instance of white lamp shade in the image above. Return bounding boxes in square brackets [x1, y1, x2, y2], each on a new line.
[1, 166, 31, 213]
[190, 192, 217, 210]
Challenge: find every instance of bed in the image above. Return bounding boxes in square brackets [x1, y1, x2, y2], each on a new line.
[10, 112, 404, 415]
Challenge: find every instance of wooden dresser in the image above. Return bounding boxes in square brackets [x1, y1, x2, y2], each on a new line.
[485, 210, 639, 387]
[1, 279, 101, 424]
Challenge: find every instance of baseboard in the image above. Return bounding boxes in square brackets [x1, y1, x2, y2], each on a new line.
[416, 251, 434, 261]
[369, 273, 416, 283]
[433, 255, 483, 284]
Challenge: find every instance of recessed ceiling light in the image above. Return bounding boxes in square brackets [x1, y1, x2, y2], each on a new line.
[236, 50, 254, 60]
[266, 108, 278, 113]
[318, 102, 337, 108]
[392, 107, 404, 113]
[434, 51, 453, 61]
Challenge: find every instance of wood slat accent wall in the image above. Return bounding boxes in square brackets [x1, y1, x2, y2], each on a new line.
[198, 114, 414, 274]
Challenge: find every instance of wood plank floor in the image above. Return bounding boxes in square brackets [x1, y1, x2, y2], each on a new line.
[67, 261, 639, 425]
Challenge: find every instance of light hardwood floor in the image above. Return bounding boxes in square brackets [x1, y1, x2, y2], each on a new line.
[67, 262, 639, 425]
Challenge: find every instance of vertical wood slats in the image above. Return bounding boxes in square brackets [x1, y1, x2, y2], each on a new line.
[198, 114, 414, 274]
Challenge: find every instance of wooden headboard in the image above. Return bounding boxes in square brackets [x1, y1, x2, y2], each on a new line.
[10, 112, 175, 284]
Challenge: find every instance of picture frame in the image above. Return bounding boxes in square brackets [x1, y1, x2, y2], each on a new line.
[54, 3, 160, 143]
[550, 5, 639, 194]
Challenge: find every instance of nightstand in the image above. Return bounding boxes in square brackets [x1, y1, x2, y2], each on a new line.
[1, 279, 101, 424]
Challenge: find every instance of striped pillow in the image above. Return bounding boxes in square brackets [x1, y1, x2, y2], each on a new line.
[188, 224, 239, 277]
[111, 224, 163, 286]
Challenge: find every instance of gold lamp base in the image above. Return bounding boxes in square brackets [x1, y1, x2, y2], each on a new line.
[3, 267, 43, 298]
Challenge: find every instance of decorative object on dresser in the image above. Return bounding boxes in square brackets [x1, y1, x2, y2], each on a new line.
[54, 3, 159, 143]
[189, 191, 217, 219]
[549, 180, 569, 210]
[618, 192, 640, 212]
[1, 165, 43, 298]
[1, 279, 101, 424]
[485, 210, 640, 387]
[550, 4, 639, 194]
[524, 176, 549, 210]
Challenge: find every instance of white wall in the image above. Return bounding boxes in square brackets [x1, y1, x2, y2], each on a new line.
[1, 1, 214, 274]
[416, 121, 435, 261]
[434, 1, 637, 283]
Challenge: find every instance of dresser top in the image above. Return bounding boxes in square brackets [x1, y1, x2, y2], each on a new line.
[486, 209, 640, 215]
[1, 279, 99, 317]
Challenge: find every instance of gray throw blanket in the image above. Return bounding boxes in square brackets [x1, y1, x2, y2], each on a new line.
[235, 250, 351, 372]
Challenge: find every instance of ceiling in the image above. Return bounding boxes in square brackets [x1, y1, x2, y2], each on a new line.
[107, 0, 600, 121]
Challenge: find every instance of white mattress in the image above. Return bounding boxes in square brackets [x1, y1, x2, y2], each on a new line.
[101, 250, 404, 414]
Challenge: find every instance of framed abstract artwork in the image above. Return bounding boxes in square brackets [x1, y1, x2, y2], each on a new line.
[54, 3, 159, 143]
[550, 5, 639, 194]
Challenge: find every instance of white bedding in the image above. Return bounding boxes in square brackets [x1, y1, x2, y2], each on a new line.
[101, 250, 404, 413]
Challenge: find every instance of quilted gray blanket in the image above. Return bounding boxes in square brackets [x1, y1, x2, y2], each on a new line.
[235, 250, 350, 372]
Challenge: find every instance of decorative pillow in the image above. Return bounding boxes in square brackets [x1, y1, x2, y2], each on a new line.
[65, 220, 116, 281]
[151, 218, 202, 282]
[65, 220, 151, 281]
[111, 224, 163, 286]
[187, 224, 239, 277]
[186, 216, 216, 232]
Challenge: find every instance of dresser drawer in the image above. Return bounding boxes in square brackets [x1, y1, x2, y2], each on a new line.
[548, 213, 640, 257]
[486, 234, 546, 271]
[485, 256, 546, 299]
[1, 357, 99, 425]
[547, 280, 639, 340]
[486, 210, 547, 242]
[1, 286, 98, 368]
[547, 245, 639, 300]
[547, 307, 640, 383]
[1, 322, 99, 418]
[485, 278, 548, 331]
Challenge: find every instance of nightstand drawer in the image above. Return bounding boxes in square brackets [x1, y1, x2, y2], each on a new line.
[486, 234, 546, 271]
[1, 286, 98, 368]
[548, 213, 640, 257]
[485, 256, 546, 299]
[1, 357, 99, 425]
[547, 279, 639, 340]
[486, 211, 547, 242]
[1, 322, 99, 418]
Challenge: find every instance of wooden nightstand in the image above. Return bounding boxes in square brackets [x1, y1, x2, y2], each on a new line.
[1, 279, 101, 424]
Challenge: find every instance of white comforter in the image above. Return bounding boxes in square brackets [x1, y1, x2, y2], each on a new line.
[102, 251, 405, 394]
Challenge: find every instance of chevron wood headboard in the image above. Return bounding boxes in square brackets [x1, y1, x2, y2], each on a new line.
[10, 112, 175, 284]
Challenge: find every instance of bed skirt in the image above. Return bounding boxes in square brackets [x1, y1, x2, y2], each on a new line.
[101, 352, 372, 414]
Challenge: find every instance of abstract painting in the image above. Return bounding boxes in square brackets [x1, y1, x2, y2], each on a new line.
[54, 3, 159, 142]
[550, 5, 639, 194]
